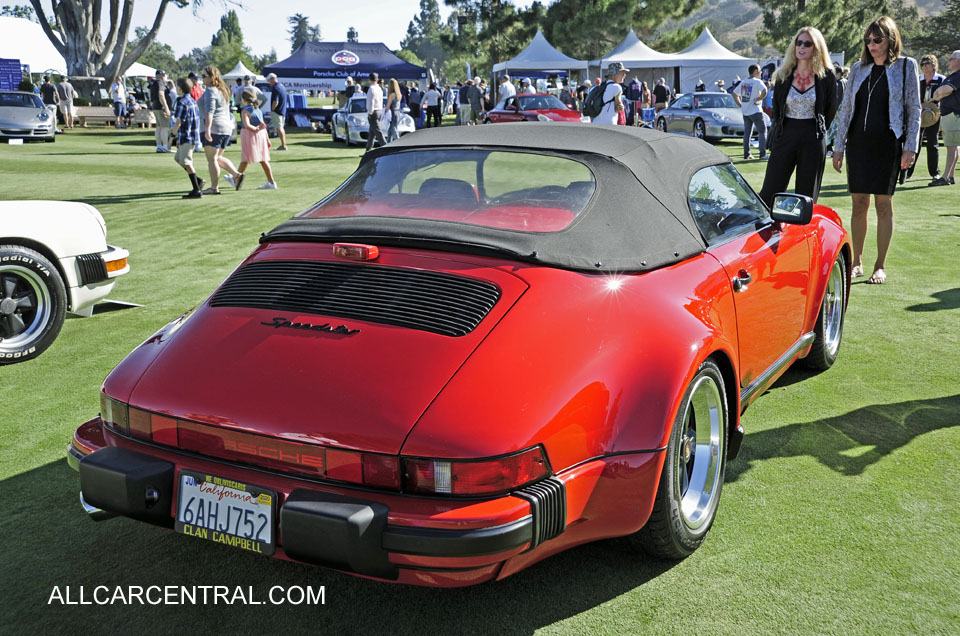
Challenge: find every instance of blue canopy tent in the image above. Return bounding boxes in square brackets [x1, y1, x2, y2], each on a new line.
[263, 41, 427, 92]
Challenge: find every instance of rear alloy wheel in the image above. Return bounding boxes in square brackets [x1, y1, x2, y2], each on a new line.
[694, 118, 706, 140]
[803, 253, 847, 371]
[628, 359, 728, 558]
[656, 118, 667, 132]
[0, 245, 66, 364]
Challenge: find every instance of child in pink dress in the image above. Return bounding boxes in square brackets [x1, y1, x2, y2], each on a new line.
[237, 89, 277, 190]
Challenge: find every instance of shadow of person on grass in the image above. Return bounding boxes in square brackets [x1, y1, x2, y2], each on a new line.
[905, 288, 960, 312]
[0, 459, 675, 634]
[69, 192, 189, 206]
[728, 393, 960, 482]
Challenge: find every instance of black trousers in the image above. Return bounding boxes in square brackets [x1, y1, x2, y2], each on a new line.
[365, 113, 386, 151]
[426, 105, 442, 128]
[759, 118, 826, 207]
[919, 122, 941, 177]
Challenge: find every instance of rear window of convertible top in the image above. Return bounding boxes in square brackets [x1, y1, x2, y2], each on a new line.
[298, 149, 596, 232]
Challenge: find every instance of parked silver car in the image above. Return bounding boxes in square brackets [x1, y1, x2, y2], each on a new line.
[655, 92, 744, 142]
[331, 95, 415, 146]
[0, 91, 55, 142]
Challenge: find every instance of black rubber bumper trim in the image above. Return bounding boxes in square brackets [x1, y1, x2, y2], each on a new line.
[78, 447, 174, 528]
[381, 516, 533, 557]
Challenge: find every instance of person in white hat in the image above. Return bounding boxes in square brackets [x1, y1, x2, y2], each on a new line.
[521, 77, 536, 95]
[591, 62, 627, 125]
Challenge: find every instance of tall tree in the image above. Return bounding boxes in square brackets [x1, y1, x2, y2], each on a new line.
[402, 0, 449, 71]
[210, 9, 242, 47]
[753, 0, 888, 60]
[288, 13, 321, 53]
[910, 0, 958, 59]
[1, 4, 34, 19]
[28, 0, 198, 90]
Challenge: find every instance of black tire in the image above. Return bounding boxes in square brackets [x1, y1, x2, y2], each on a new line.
[802, 252, 847, 371]
[331, 123, 339, 143]
[45, 136, 55, 143]
[0, 244, 66, 364]
[656, 118, 667, 132]
[627, 359, 728, 558]
[344, 123, 352, 146]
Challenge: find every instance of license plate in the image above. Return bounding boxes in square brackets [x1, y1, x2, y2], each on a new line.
[175, 470, 276, 556]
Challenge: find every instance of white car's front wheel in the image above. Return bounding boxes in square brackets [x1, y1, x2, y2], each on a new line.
[0, 245, 66, 364]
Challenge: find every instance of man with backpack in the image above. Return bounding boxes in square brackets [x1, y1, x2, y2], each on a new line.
[584, 62, 627, 124]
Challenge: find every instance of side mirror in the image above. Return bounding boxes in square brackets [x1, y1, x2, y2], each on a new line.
[771, 193, 814, 225]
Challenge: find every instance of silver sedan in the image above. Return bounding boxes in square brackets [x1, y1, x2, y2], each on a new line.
[331, 95, 415, 146]
[655, 92, 744, 142]
[0, 91, 55, 142]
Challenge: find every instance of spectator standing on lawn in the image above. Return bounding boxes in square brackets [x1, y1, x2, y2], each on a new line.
[929, 50, 960, 187]
[242, 75, 265, 107]
[170, 77, 204, 199]
[365, 72, 386, 152]
[40, 75, 58, 109]
[917, 55, 946, 183]
[468, 76, 484, 124]
[521, 78, 535, 95]
[499, 75, 516, 102]
[237, 88, 277, 191]
[198, 65, 243, 194]
[593, 62, 627, 125]
[110, 75, 127, 128]
[734, 64, 768, 159]
[641, 81, 651, 108]
[760, 26, 838, 207]
[653, 78, 668, 112]
[408, 84, 422, 124]
[831, 16, 920, 285]
[385, 78, 402, 142]
[188, 72, 203, 101]
[423, 83, 442, 128]
[231, 78, 244, 108]
[149, 70, 171, 152]
[266, 73, 288, 151]
[459, 78, 474, 125]
[56, 76, 76, 129]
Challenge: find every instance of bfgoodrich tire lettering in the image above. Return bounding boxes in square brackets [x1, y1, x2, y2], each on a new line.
[0, 244, 66, 364]
[802, 252, 846, 371]
[628, 359, 728, 559]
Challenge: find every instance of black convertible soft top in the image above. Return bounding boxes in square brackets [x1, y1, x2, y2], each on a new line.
[264, 123, 732, 273]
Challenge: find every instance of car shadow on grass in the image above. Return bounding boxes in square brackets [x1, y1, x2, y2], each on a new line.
[905, 287, 960, 312]
[728, 393, 960, 481]
[0, 458, 676, 634]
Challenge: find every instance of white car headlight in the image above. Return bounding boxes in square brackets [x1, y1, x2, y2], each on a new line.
[580, 115, 590, 123]
[37, 110, 50, 121]
[710, 112, 727, 122]
[536, 113, 552, 122]
[347, 115, 365, 126]
[401, 115, 414, 126]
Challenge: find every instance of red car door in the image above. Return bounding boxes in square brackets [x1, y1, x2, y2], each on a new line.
[688, 165, 811, 388]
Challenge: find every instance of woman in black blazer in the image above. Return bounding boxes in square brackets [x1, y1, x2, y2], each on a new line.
[758, 26, 838, 207]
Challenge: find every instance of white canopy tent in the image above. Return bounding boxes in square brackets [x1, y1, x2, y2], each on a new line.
[123, 61, 155, 77]
[0, 16, 66, 75]
[675, 28, 755, 93]
[591, 28, 679, 90]
[492, 30, 587, 96]
[223, 60, 262, 81]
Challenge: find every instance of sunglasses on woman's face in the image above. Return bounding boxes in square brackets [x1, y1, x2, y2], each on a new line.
[795, 39, 814, 48]
[864, 36, 885, 45]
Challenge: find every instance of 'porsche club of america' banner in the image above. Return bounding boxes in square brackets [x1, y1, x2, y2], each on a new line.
[263, 41, 427, 91]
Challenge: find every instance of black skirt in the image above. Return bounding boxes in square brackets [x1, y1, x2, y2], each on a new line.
[846, 66, 901, 195]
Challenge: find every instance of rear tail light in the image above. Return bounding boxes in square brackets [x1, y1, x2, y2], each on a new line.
[333, 243, 379, 261]
[403, 447, 550, 496]
[100, 395, 549, 496]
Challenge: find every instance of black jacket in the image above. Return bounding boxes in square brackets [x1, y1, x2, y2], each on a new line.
[771, 68, 838, 139]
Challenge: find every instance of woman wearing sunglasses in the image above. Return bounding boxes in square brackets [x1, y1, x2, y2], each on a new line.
[832, 17, 920, 285]
[758, 27, 837, 208]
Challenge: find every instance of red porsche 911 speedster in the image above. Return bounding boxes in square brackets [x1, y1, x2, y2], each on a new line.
[484, 93, 587, 124]
[69, 124, 850, 587]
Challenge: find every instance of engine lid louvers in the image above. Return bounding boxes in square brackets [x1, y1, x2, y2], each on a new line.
[210, 260, 501, 337]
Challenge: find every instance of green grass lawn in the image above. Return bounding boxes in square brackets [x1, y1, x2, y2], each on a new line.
[1, 123, 958, 635]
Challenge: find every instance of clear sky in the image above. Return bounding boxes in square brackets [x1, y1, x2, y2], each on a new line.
[127, 0, 541, 58]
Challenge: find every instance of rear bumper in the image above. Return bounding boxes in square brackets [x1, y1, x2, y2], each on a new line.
[69, 418, 662, 586]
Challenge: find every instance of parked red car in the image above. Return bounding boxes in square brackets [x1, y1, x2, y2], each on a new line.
[484, 93, 586, 124]
[70, 124, 850, 587]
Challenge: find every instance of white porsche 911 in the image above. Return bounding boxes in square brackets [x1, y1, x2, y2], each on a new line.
[0, 201, 129, 363]
[331, 95, 415, 146]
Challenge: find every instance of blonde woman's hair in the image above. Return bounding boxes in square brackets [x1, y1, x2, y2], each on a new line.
[776, 26, 831, 82]
[203, 65, 230, 101]
[860, 17, 902, 65]
[388, 78, 401, 99]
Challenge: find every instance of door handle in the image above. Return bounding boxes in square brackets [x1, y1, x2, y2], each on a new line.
[732, 269, 752, 292]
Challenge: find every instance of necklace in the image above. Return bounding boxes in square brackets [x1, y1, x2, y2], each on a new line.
[863, 65, 885, 132]
[794, 71, 814, 91]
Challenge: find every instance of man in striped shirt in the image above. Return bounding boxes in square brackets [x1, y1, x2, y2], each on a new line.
[171, 77, 205, 198]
